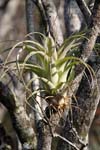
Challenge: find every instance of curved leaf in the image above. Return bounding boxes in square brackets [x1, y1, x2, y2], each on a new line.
[19, 63, 48, 78]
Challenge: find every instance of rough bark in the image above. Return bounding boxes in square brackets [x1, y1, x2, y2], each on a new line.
[26, 0, 35, 34]
[37, 120, 52, 150]
[25, 0, 43, 125]
[0, 103, 18, 150]
[27, 1, 64, 150]
[64, 0, 85, 36]
[57, 54, 100, 150]
[0, 78, 35, 150]
[67, 0, 100, 90]
[80, 0, 100, 62]
[41, 0, 64, 45]
[35, 1, 100, 150]
[73, 55, 100, 140]
[37, 112, 61, 150]
[0, 1, 100, 150]
[57, 1, 100, 149]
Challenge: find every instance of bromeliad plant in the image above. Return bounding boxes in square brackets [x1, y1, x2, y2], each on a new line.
[17, 33, 92, 111]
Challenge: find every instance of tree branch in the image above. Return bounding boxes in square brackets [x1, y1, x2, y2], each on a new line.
[57, 1, 100, 149]
[25, 0, 43, 124]
[0, 81, 35, 150]
[26, 0, 35, 34]
[41, 0, 64, 45]
[76, 0, 91, 24]
[80, 0, 100, 62]
[36, 1, 100, 149]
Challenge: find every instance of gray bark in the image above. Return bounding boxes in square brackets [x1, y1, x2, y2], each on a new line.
[57, 1, 100, 149]
[41, 0, 64, 45]
[76, 0, 91, 24]
[0, 80, 35, 150]
[64, 0, 85, 36]
[0, 1, 100, 150]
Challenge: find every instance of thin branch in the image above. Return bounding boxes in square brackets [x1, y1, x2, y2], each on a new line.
[80, 0, 100, 62]
[70, 0, 100, 92]
[66, 0, 100, 115]
[76, 0, 91, 24]
[25, 0, 42, 124]
[26, 0, 35, 34]
[54, 133, 79, 150]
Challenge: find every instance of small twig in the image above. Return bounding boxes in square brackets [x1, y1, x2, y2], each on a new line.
[54, 133, 79, 150]
[72, 127, 88, 148]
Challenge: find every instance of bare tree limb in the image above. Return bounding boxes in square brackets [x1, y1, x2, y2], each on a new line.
[57, 1, 100, 149]
[0, 81, 35, 150]
[41, 0, 64, 45]
[57, 53, 100, 150]
[37, 112, 62, 150]
[25, 1, 64, 149]
[76, 0, 91, 24]
[36, 1, 100, 149]
[80, 0, 100, 62]
[54, 133, 79, 150]
[63, 0, 100, 105]
[26, 0, 35, 34]
[74, 57, 100, 138]
[25, 0, 43, 124]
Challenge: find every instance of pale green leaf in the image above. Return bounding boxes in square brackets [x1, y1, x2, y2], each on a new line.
[19, 63, 48, 78]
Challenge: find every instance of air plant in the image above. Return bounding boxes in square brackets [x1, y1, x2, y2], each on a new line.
[16, 32, 93, 111]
